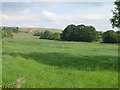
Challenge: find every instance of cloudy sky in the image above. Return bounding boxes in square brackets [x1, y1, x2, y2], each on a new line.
[1, 2, 117, 31]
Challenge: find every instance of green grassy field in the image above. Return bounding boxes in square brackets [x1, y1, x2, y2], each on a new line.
[2, 32, 118, 88]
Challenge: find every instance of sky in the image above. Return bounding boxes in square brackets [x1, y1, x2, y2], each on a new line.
[1, 2, 117, 31]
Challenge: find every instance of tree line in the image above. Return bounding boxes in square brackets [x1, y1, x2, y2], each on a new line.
[35, 24, 119, 43]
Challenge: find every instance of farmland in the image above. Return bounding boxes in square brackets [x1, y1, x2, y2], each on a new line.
[2, 32, 118, 88]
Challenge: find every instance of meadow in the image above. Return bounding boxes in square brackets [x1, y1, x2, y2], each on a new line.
[2, 32, 118, 88]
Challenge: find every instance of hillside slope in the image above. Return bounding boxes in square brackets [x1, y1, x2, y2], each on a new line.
[19, 28, 63, 33]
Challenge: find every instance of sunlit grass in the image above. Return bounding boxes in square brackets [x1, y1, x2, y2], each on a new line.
[2, 33, 118, 88]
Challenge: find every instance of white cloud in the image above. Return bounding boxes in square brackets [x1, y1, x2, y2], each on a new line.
[41, 11, 60, 21]
[1, 15, 9, 20]
[40, 11, 103, 23]
[1, 2, 116, 31]
[1, 10, 111, 30]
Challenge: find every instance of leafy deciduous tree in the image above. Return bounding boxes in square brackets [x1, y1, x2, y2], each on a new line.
[110, 0, 120, 28]
[102, 30, 118, 43]
[61, 24, 98, 42]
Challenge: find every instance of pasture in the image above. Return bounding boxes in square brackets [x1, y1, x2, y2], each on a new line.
[2, 32, 118, 88]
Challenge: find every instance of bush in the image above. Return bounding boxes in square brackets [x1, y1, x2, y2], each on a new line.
[40, 31, 52, 39]
[12, 29, 19, 33]
[116, 31, 120, 35]
[102, 30, 118, 43]
[49, 33, 60, 40]
[39, 31, 60, 40]
[33, 32, 41, 36]
[2, 30, 13, 38]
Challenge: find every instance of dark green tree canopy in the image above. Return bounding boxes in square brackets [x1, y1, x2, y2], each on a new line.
[116, 30, 120, 34]
[110, 0, 120, 28]
[61, 24, 77, 41]
[102, 30, 118, 43]
[61, 24, 98, 42]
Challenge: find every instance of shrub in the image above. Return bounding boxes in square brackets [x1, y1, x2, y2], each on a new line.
[39, 31, 60, 40]
[49, 33, 60, 40]
[12, 29, 19, 33]
[40, 31, 52, 39]
[102, 30, 118, 43]
[33, 32, 41, 36]
[2, 30, 13, 38]
[116, 31, 120, 35]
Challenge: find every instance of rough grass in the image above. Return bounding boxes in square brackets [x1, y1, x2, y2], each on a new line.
[0, 46, 1, 84]
[2, 33, 118, 88]
[19, 28, 62, 33]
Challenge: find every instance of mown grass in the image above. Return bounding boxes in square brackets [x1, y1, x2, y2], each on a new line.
[2, 33, 118, 88]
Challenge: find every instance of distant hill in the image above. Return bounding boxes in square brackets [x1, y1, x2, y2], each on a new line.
[19, 27, 63, 33]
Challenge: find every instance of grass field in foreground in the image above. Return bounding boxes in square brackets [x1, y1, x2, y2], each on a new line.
[2, 33, 118, 88]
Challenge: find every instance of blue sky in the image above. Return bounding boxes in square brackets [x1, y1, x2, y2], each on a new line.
[1, 2, 117, 31]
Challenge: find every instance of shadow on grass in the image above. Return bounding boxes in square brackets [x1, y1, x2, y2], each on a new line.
[3, 52, 118, 71]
